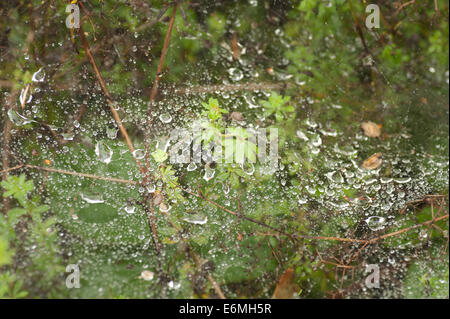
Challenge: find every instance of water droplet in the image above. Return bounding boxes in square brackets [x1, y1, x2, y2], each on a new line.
[296, 130, 309, 141]
[393, 177, 411, 184]
[187, 162, 197, 171]
[106, 127, 118, 139]
[81, 193, 104, 204]
[159, 113, 173, 123]
[124, 206, 136, 214]
[168, 281, 181, 290]
[159, 202, 171, 213]
[32, 67, 45, 82]
[241, 162, 255, 175]
[146, 183, 156, 193]
[228, 68, 244, 81]
[19, 87, 33, 105]
[365, 216, 386, 231]
[183, 214, 208, 225]
[95, 141, 113, 164]
[7, 109, 33, 126]
[203, 165, 215, 181]
[310, 135, 322, 147]
[306, 185, 317, 195]
[62, 132, 75, 141]
[326, 171, 344, 184]
[132, 149, 146, 160]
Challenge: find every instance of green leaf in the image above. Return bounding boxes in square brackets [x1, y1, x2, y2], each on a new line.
[151, 149, 168, 163]
[32, 205, 50, 214]
[0, 237, 13, 267]
[1, 174, 34, 201]
[7, 208, 27, 225]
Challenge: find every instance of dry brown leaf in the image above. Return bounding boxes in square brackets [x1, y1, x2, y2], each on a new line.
[272, 268, 300, 299]
[361, 121, 382, 138]
[362, 152, 382, 170]
[153, 191, 164, 206]
[231, 32, 240, 60]
[230, 111, 244, 121]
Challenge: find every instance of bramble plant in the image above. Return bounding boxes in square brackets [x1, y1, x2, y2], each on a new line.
[260, 92, 295, 122]
[0, 175, 66, 298]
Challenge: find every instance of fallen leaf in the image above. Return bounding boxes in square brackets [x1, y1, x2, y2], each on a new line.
[153, 192, 164, 206]
[272, 268, 300, 299]
[361, 121, 382, 138]
[231, 32, 240, 60]
[139, 270, 154, 281]
[362, 152, 382, 170]
[230, 111, 244, 121]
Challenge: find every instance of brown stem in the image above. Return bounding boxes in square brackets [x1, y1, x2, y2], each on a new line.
[139, 4, 179, 251]
[148, 3, 179, 106]
[185, 189, 299, 240]
[145, 198, 161, 253]
[346, 0, 369, 54]
[144, 3, 179, 176]
[78, 27, 145, 174]
[192, 252, 226, 299]
[187, 188, 448, 245]
[367, 214, 448, 243]
[0, 164, 24, 175]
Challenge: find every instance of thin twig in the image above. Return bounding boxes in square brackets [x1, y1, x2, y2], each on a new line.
[78, 27, 145, 174]
[395, 0, 415, 16]
[186, 188, 449, 245]
[145, 198, 161, 253]
[0, 164, 24, 175]
[171, 82, 294, 95]
[141, 3, 179, 250]
[144, 3, 179, 172]
[185, 188, 298, 240]
[192, 252, 226, 299]
[366, 214, 448, 243]
[346, 0, 369, 54]
[24, 164, 138, 185]
[148, 3, 179, 108]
